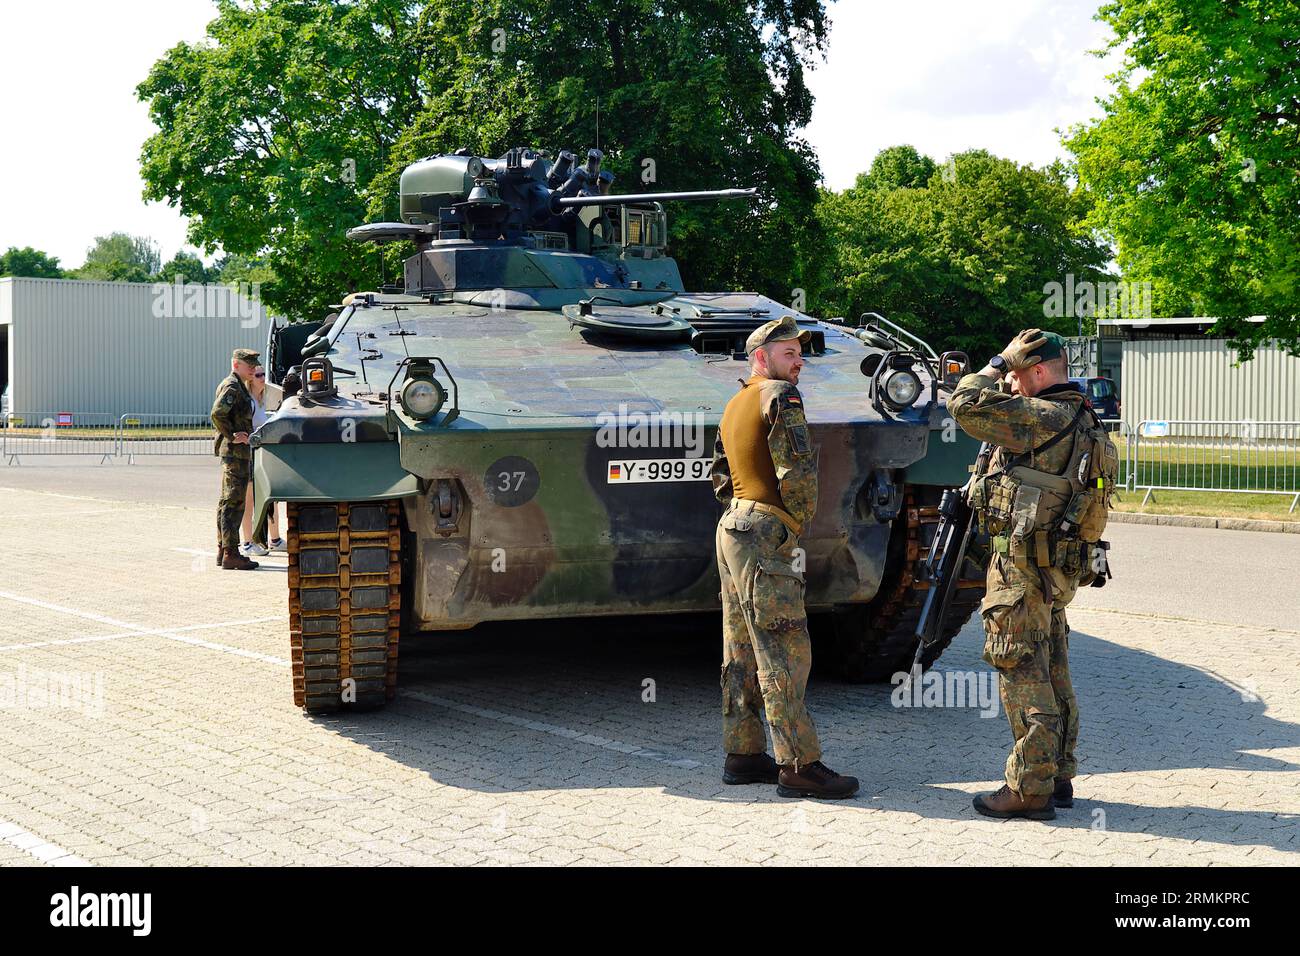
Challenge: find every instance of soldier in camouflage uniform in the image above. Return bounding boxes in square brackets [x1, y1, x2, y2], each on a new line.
[950, 329, 1115, 820]
[210, 348, 261, 571]
[710, 315, 858, 799]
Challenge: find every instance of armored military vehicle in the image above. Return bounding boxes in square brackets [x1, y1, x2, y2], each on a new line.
[254, 146, 987, 713]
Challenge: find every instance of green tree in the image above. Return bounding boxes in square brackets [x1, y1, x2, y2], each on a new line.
[157, 250, 219, 284]
[137, 0, 829, 321]
[215, 254, 277, 289]
[811, 148, 1110, 359]
[853, 144, 936, 191]
[1065, 0, 1300, 356]
[0, 246, 64, 278]
[74, 233, 161, 282]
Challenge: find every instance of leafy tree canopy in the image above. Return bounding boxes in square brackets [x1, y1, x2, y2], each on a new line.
[1065, 0, 1300, 356]
[138, 0, 830, 321]
[157, 250, 220, 284]
[811, 148, 1111, 360]
[853, 144, 936, 192]
[74, 233, 161, 283]
[0, 247, 64, 279]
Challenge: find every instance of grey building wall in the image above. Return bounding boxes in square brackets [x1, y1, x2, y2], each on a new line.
[1120, 337, 1300, 427]
[0, 277, 274, 417]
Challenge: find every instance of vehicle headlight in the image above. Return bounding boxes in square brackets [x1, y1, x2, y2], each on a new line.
[399, 377, 445, 420]
[882, 369, 921, 409]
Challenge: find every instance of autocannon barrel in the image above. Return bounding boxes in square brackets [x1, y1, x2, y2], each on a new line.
[555, 188, 758, 208]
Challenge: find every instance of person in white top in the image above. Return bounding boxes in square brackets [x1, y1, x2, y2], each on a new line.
[241, 365, 285, 555]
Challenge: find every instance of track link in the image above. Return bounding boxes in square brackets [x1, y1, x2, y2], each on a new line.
[825, 487, 988, 682]
[287, 501, 402, 713]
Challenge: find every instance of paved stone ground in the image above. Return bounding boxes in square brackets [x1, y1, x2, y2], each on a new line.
[0, 461, 1297, 866]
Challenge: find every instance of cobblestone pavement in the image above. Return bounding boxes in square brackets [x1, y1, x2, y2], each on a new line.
[0, 465, 1297, 866]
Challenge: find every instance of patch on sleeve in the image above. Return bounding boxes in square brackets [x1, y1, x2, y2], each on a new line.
[220, 390, 235, 407]
[787, 420, 811, 455]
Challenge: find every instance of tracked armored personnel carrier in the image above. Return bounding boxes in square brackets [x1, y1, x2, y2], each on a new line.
[254, 147, 986, 713]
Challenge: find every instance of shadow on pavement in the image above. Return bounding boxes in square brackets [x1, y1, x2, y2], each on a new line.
[314, 616, 1298, 853]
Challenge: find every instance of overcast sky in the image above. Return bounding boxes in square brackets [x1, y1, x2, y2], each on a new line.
[0, 0, 1122, 270]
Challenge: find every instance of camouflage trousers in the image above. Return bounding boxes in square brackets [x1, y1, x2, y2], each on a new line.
[980, 552, 1080, 797]
[217, 455, 250, 554]
[716, 503, 821, 768]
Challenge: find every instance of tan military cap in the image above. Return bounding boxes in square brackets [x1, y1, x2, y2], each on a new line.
[232, 348, 261, 365]
[745, 314, 811, 355]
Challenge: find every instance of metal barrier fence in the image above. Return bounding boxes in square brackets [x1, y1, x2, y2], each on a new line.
[117, 413, 216, 462]
[2, 411, 216, 464]
[1126, 419, 1300, 512]
[2, 412, 120, 464]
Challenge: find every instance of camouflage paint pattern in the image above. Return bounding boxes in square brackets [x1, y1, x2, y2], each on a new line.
[210, 372, 254, 460]
[253, 291, 943, 629]
[980, 553, 1079, 796]
[252, 161, 977, 634]
[952, 370, 1092, 796]
[717, 507, 821, 767]
[948, 371, 1085, 476]
[218, 456, 250, 553]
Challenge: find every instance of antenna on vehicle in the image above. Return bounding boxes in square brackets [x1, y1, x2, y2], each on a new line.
[596, 96, 600, 152]
[386, 304, 413, 358]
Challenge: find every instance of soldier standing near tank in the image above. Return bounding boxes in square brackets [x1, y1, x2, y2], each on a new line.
[950, 329, 1117, 820]
[710, 315, 859, 799]
[211, 348, 261, 571]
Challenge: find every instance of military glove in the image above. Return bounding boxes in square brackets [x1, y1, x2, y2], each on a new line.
[999, 328, 1049, 371]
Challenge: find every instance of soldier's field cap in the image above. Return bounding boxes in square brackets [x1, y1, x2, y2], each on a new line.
[232, 347, 261, 365]
[1026, 330, 1066, 362]
[745, 315, 811, 355]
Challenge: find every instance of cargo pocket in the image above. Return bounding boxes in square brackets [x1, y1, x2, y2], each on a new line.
[720, 512, 753, 534]
[752, 556, 806, 635]
[980, 584, 1035, 670]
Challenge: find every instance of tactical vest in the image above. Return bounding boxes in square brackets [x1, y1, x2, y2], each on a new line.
[969, 402, 1119, 579]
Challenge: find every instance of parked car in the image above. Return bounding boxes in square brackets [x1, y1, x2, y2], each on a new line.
[1071, 376, 1121, 421]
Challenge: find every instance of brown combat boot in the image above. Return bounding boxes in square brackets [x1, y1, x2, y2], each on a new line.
[221, 549, 259, 571]
[722, 752, 779, 785]
[973, 784, 1056, 820]
[1051, 777, 1073, 808]
[777, 761, 859, 800]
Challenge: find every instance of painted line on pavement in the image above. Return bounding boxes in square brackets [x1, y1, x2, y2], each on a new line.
[0, 819, 90, 867]
[0, 591, 703, 770]
[0, 509, 127, 519]
[400, 689, 704, 770]
[0, 591, 285, 663]
[0, 616, 283, 652]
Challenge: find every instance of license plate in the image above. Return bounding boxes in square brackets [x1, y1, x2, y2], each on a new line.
[607, 458, 710, 484]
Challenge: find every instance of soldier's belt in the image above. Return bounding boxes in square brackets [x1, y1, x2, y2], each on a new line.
[729, 498, 802, 537]
[991, 531, 1089, 572]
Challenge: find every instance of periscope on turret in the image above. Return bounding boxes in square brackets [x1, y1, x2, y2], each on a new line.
[251, 146, 986, 714]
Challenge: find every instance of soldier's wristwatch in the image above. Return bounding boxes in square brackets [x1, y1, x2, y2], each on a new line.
[989, 355, 1008, 375]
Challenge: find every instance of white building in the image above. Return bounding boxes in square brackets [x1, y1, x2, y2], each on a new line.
[1097, 317, 1300, 426]
[0, 277, 274, 418]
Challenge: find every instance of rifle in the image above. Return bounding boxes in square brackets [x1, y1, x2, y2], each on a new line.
[907, 440, 993, 678]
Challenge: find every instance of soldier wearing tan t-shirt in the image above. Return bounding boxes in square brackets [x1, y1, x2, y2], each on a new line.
[710, 315, 858, 800]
